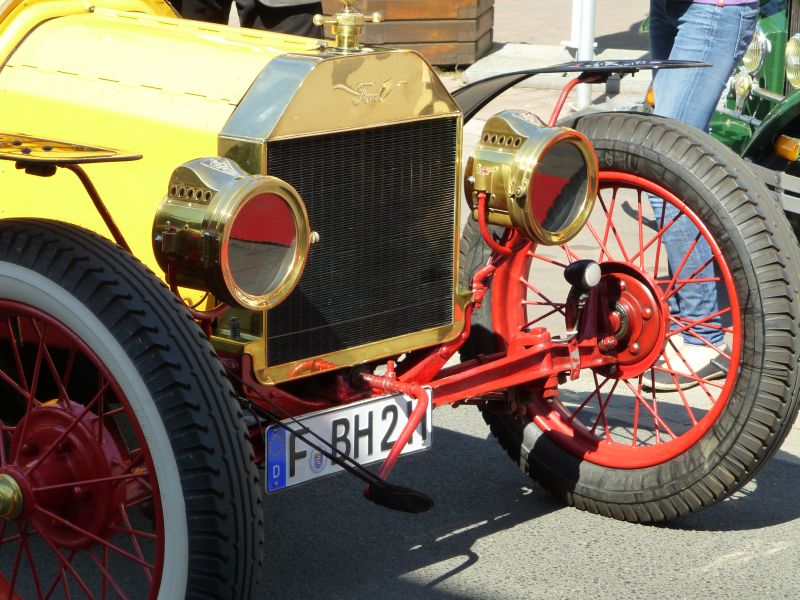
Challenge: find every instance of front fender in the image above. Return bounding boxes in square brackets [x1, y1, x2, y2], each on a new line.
[453, 59, 707, 124]
[742, 92, 800, 162]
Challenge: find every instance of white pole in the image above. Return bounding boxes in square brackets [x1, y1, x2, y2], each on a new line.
[576, 0, 596, 110]
[563, 0, 582, 49]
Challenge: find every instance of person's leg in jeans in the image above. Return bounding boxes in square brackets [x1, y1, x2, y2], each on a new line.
[647, 0, 757, 386]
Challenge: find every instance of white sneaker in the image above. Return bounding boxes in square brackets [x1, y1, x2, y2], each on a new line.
[646, 335, 729, 392]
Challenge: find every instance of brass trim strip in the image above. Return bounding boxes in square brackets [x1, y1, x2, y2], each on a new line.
[211, 293, 469, 385]
[259, 316, 466, 384]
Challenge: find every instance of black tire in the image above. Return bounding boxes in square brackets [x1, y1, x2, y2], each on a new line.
[458, 219, 497, 362]
[461, 112, 800, 522]
[0, 219, 262, 598]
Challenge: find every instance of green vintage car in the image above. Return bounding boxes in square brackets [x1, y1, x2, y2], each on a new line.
[708, 0, 800, 229]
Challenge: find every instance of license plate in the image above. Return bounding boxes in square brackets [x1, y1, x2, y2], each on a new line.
[265, 388, 432, 492]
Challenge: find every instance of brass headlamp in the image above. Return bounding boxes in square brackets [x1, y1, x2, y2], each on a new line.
[153, 158, 310, 310]
[465, 110, 598, 246]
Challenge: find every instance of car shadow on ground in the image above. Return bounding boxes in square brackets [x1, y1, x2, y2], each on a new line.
[261, 425, 561, 599]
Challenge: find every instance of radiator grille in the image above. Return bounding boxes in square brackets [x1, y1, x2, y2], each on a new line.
[265, 117, 457, 366]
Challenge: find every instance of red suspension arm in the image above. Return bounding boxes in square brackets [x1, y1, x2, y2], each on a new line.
[361, 367, 429, 482]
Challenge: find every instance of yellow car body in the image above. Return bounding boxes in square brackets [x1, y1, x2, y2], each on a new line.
[0, 0, 464, 383]
[1, 0, 321, 272]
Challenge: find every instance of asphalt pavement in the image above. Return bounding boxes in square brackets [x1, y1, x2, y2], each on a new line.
[264, 406, 800, 599]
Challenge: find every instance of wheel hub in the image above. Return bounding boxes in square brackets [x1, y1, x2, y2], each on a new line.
[600, 262, 669, 378]
[6, 400, 128, 549]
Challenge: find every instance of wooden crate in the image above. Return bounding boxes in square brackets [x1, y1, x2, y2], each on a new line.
[321, 0, 494, 65]
[377, 30, 494, 66]
[322, 0, 494, 20]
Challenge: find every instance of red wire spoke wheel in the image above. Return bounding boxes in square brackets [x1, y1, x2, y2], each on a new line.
[461, 113, 800, 522]
[0, 303, 164, 597]
[0, 220, 261, 598]
[492, 172, 741, 468]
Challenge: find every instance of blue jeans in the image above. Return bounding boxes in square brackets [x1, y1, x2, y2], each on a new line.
[648, 0, 757, 346]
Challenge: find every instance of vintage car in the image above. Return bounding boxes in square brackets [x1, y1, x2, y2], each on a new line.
[708, 0, 800, 229]
[2, 0, 800, 597]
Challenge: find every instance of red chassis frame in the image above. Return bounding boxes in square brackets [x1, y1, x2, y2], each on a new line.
[229, 76, 637, 479]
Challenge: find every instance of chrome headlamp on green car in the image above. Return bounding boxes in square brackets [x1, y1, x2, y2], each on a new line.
[743, 23, 770, 75]
[787, 33, 800, 89]
[707, 0, 800, 217]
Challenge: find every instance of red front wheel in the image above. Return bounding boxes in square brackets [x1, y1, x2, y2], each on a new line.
[0, 220, 261, 598]
[463, 113, 800, 522]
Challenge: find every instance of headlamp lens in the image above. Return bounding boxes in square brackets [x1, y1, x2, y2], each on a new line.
[227, 192, 299, 299]
[786, 34, 800, 89]
[531, 141, 590, 235]
[742, 25, 768, 75]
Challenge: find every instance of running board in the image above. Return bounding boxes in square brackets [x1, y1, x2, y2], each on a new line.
[747, 162, 800, 216]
